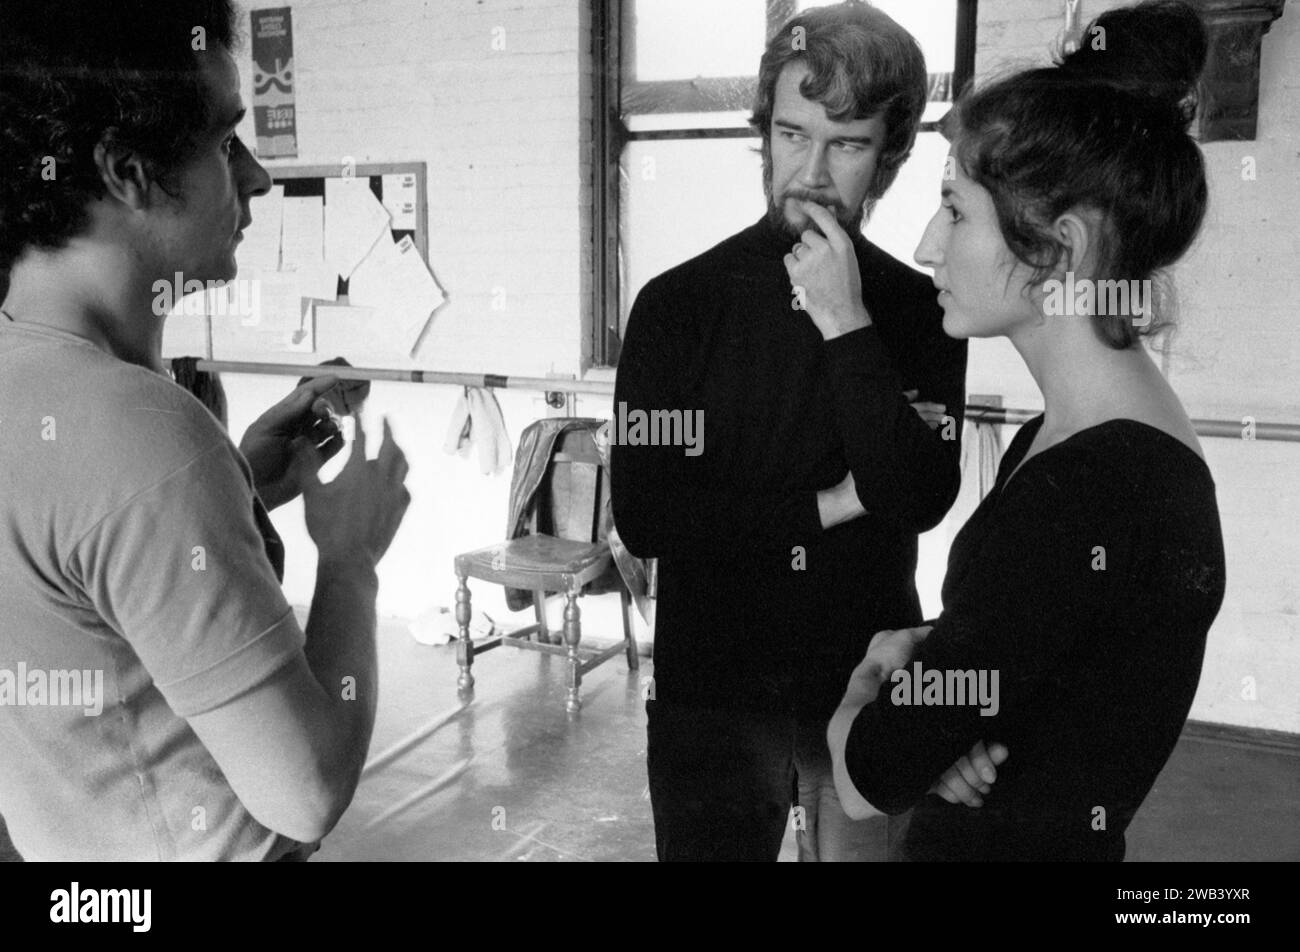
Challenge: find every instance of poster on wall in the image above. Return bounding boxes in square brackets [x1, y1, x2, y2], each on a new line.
[251, 7, 298, 158]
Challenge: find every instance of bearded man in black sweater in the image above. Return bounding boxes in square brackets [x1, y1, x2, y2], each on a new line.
[611, 3, 970, 862]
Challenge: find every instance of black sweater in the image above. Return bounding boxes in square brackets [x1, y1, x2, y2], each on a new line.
[611, 216, 967, 716]
[846, 414, 1227, 861]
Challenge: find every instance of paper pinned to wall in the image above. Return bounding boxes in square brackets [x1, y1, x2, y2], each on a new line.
[324, 177, 390, 279]
[231, 269, 314, 351]
[381, 173, 419, 230]
[293, 258, 340, 302]
[236, 184, 284, 272]
[314, 303, 398, 365]
[348, 233, 445, 352]
[282, 195, 324, 269]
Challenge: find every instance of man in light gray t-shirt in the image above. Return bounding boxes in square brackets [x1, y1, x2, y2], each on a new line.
[0, 1, 411, 860]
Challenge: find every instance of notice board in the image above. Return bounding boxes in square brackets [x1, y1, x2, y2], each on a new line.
[163, 161, 440, 369]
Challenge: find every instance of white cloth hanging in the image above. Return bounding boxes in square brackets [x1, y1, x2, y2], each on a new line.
[443, 386, 512, 476]
[948, 417, 1005, 544]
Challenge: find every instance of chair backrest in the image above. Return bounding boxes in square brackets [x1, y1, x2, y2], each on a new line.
[533, 427, 609, 544]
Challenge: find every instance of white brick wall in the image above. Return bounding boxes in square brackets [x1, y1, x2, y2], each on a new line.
[219, 2, 627, 654]
[216, 0, 1297, 732]
[236, 0, 590, 377]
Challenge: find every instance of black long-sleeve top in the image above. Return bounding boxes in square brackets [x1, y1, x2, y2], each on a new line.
[846, 414, 1227, 861]
[611, 216, 968, 717]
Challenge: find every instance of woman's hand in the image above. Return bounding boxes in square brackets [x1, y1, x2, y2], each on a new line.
[930, 740, 1010, 808]
[865, 624, 932, 675]
[783, 201, 872, 340]
[828, 626, 932, 820]
[836, 625, 933, 709]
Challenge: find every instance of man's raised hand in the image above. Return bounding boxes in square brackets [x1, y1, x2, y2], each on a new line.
[783, 200, 871, 340]
[239, 374, 347, 511]
[302, 415, 411, 569]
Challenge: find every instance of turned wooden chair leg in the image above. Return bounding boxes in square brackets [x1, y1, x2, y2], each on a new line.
[455, 573, 475, 694]
[532, 589, 549, 644]
[621, 589, 640, 671]
[563, 589, 582, 713]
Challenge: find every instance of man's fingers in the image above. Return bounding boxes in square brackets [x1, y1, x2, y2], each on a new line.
[377, 417, 410, 480]
[968, 740, 1009, 783]
[281, 375, 340, 414]
[929, 779, 960, 805]
[953, 754, 989, 793]
[932, 769, 982, 808]
[376, 416, 401, 465]
[910, 403, 946, 430]
[968, 740, 997, 784]
[799, 227, 829, 252]
[309, 397, 345, 447]
[347, 413, 368, 466]
[902, 389, 919, 401]
[316, 429, 345, 463]
[297, 438, 325, 492]
[257, 376, 341, 441]
[799, 201, 847, 247]
[299, 373, 341, 398]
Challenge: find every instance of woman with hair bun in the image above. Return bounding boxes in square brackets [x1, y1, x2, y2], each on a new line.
[818, 0, 1227, 861]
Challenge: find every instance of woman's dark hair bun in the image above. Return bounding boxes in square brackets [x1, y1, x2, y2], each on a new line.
[1057, 0, 1208, 123]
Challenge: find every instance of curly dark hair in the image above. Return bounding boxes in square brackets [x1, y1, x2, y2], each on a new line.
[750, 0, 928, 205]
[944, 0, 1209, 349]
[0, 0, 240, 283]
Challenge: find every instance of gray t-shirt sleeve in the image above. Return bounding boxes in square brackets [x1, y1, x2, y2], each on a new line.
[68, 437, 305, 718]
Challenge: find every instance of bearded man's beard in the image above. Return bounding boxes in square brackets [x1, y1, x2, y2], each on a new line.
[760, 143, 868, 240]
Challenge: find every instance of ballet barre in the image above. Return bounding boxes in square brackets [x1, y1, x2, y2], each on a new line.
[193, 360, 617, 399]
[190, 361, 1300, 444]
[965, 403, 1300, 444]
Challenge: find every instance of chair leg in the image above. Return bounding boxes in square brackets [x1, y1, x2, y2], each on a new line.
[533, 589, 555, 644]
[455, 574, 474, 695]
[531, 591, 543, 643]
[563, 589, 582, 714]
[621, 589, 640, 671]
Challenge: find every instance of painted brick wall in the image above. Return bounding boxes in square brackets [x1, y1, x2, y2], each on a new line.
[235, 0, 590, 377]
[219, 0, 1297, 732]
[221, 2, 637, 662]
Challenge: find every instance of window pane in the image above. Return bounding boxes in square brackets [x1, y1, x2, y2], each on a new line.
[625, 2, 959, 117]
[625, 111, 753, 133]
[619, 138, 766, 333]
[863, 130, 950, 265]
[632, 0, 767, 82]
[796, 0, 957, 73]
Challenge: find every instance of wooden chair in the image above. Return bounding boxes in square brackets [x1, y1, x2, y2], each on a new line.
[454, 424, 639, 713]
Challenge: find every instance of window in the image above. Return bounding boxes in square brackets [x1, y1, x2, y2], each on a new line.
[591, 0, 977, 365]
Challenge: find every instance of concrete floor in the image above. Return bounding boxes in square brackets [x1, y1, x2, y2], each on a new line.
[2, 616, 1296, 862]
[314, 618, 1300, 862]
[316, 623, 660, 862]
